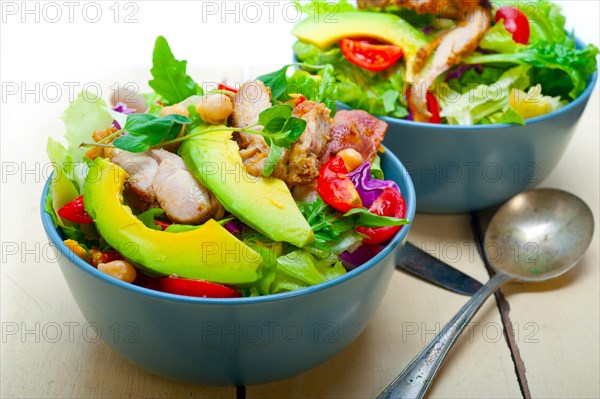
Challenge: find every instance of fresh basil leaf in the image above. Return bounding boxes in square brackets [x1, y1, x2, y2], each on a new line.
[113, 113, 191, 152]
[257, 65, 289, 100]
[148, 36, 203, 105]
[137, 208, 165, 230]
[343, 208, 409, 227]
[258, 104, 293, 128]
[277, 118, 307, 148]
[113, 134, 152, 153]
[263, 142, 284, 177]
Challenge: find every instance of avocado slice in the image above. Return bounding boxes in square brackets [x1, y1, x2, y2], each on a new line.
[84, 158, 262, 284]
[179, 129, 314, 248]
[292, 11, 428, 72]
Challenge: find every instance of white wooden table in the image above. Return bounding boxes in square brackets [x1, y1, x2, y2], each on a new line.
[2, 64, 598, 398]
[1, 1, 599, 396]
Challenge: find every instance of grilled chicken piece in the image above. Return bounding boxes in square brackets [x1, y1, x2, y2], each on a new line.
[231, 80, 272, 128]
[322, 110, 387, 164]
[107, 149, 159, 210]
[357, 0, 482, 18]
[284, 101, 331, 185]
[409, 5, 490, 121]
[148, 149, 224, 224]
[231, 81, 275, 175]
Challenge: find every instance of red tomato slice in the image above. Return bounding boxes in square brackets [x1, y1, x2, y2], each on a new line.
[159, 277, 241, 298]
[356, 188, 407, 246]
[58, 195, 94, 224]
[318, 156, 363, 213]
[407, 89, 442, 124]
[340, 38, 404, 72]
[495, 6, 530, 45]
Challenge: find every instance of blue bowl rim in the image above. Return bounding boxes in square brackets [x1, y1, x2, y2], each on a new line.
[334, 36, 598, 130]
[40, 146, 416, 306]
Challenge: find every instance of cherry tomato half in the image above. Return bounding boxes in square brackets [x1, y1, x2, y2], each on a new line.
[357, 188, 407, 245]
[407, 90, 442, 124]
[318, 156, 363, 213]
[340, 38, 404, 72]
[58, 195, 94, 224]
[495, 6, 530, 45]
[159, 277, 241, 298]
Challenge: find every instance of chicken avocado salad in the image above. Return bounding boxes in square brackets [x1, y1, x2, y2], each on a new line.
[45, 36, 410, 298]
[292, 0, 599, 125]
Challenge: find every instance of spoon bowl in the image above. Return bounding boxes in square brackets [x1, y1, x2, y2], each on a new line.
[379, 188, 594, 399]
[485, 188, 595, 281]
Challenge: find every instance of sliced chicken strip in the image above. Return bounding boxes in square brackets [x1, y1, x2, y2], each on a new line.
[322, 110, 388, 164]
[149, 149, 225, 225]
[409, 5, 490, 121]
[107, 149, 159, 211]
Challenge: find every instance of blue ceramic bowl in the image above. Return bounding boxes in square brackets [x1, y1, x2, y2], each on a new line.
[41, 148, 416, 386]
[339, 38, 597, 214]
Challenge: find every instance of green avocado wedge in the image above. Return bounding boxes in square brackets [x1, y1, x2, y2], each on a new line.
[292, 11, 428, 65]
[84, 158, 263, 284]
[179, 128, 314, 248]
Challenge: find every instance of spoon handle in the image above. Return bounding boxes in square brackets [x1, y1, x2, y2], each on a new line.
[378, 273, 512, 399]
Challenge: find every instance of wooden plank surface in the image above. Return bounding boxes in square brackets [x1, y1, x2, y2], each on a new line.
[2, 72, 598, 399]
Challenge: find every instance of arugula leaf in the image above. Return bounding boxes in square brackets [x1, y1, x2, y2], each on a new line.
[343, 208, 410, 227]
[148, 36, 203, 105]
[137, 208, 165, 230]
[257, 66, 289, 99]
[164, 224, 200, 233]
[263, 142, 283, 177]
[112, 113, 191, 153]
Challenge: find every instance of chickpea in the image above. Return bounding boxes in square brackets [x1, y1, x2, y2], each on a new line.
[337, 148, 364, 172]
[98, 260, 137, 283]
[160, 104, 190, 118]
[160, 104, 190, 151]
[196, 94, 233, 125]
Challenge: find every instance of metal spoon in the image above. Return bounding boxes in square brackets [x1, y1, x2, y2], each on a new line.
[378, 189, 594, 399]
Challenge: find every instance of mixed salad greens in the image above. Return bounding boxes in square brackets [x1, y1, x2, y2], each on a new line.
[45, 36, 410, 298]
[292, 0, 599, 125]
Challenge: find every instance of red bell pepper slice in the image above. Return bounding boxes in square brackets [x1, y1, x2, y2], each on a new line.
[158, 277, 241, 298]
[218, 83, 238, 93]
[57, 195, 94, 224]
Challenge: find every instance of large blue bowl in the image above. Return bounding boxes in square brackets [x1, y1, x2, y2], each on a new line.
[41, 148, 416, 386]
[339, 38, 597, 214]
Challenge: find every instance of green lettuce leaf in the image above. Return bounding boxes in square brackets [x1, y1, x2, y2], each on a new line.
[480, 22, 523, 54]
[439, 65, 531, 125]
[294, 41, 409, 118]
[464, 43, 598, 99]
